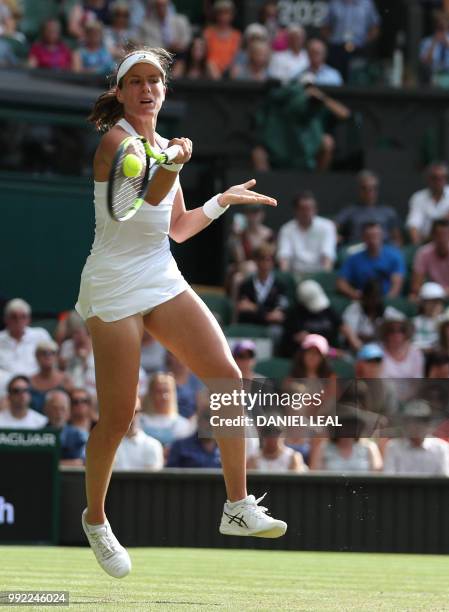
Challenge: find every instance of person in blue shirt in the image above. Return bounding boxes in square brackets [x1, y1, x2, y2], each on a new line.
[322, 0, 381, 80]
[337, 222, 405, 299]
[44, 389, 87, 464]
[166, 408, 221, 468]
[298, 38, 343, 87]
[420, 10, 449, 83]
[73, 21, 114, 75]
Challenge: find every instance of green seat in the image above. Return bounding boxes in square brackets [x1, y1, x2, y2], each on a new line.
[302, 271, 339, 295]
[330, 357, 355, 378]
[20, 0, 60, 40]
[329, 294, 351, 316]
[274, 270, 296, 305]
[198, 293, 232, 326]
[31, 318, 58, 337]
[255, 357, 292, 380]
[224, 323, 270, 339]
[384, 297, 418, 318]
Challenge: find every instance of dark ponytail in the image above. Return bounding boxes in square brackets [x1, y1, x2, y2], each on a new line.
[88, 46, 175, 133]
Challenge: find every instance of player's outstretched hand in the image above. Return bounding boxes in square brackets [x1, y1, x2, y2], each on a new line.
[218, 179, 277, 208]
[168, 137, 193, 164]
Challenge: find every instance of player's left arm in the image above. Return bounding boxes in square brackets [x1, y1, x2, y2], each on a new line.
[170, 179, 277, 243]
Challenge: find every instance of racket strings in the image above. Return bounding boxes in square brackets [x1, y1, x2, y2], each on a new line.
[111, 142, 147, 219]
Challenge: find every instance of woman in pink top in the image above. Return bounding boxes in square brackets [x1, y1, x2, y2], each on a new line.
[28, 19, 73, 70]
[204, 0, 242, 76]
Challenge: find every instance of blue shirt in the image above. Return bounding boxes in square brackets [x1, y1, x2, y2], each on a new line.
[339, 245, 405, 294]
[80, 46, 114, 74]
[299, 64, 343, 86]
[176, 374, 203, 419]
[326, 0, 380, 47]
[167, 434, 221, 468]
[420, 36, 449, 72]
[57, 424, 87, 460]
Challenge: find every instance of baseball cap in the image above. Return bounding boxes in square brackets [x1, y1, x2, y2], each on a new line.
[232, 340, 256, 358]
[419, 282, 446, 300]
[356, 343, 384, 361]
[301, 334, 329, 355]
[297, 280, 330, 313]
[402, 399, 432, 419]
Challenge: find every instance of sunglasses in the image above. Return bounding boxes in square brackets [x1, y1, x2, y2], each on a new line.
[10, 387, 30, 394]
[72, 397, 90, 405]
[38, 350, 56, 356]
[8, 313, 28, 320]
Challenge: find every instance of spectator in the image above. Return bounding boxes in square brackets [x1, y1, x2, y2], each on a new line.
[277, 191, 337, 277]
[104, 1, 136, 60]
[29, 340, 73, 414]
[0, 375, 48, 429]
[136, 0, 191, 54]
[310, 406, 383, 471]
[335, 170, 401, 245]
[413, 282, 446, 350]
[353, 343, 399, 418]
[406, 162, 449, 245]
[68, 0, 113, 41]
[165, 352, 203, 420]
[258, 1, 287, 51]
[167, 407, 221, 468]
[0, 37, 19, 67]
[231, 340, 264, 381]
[44, 390, 87, 465]
[337, 222, 405, 299]
[0, 298, 52, 377]
[69, 388, 96, 434]
[140, 372, 193, 446]
[247, 425, 307, 472]
[268, 24, 308, 83]
[172, 35, 219, 79]
[28, 19, 73, 71]
[140, 331, 166, 374]
[411, 219, 449, 298]
[72, 21, 114, 75]
[281, 282, 359, 357]
[342, 279, 403, 345]
[203, 0, 242, 77]
[426, 350, 449, 378]
[322, 0, 381, 80]
[384, 399, 449, 475]
[379, 314, 425, 379]
[298, 38, 343, 86]
[285, 334, 336, 383]
[231, 39, 271, 81]
[231, 22, 270, 72]
[59, 314, 96, 397]
[253, 81, 350, 171]
[113, 399, 163, 470]
[236, 243, 289, 337]
[420, 10, 449, 84]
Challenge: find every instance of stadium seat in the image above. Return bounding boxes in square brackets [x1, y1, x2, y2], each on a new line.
[384, 297, 418, 318]
[274, 270, 296, 304]
[198, 292, 232, 326]
[302, 271, 339, 295]
[224, 323, 270, 339]
[20, 0, 60, 40]
[329, 295, 351, 316]
[31, 318, 58, 337]
[330, 357, 355, 378]
[255, 357, 292, 380]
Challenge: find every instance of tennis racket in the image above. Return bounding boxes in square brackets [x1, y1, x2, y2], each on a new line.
[107, 136, 181, 222]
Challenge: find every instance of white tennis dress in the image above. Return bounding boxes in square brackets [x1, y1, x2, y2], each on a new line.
[75, 119, 189, 322]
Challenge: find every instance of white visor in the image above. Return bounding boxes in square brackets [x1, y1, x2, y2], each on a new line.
[116, 52, 165, 85]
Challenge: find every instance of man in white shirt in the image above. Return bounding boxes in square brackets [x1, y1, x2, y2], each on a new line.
[277, 191, 337, 277]
[0, 298, 52, 376]
[383, 399, 449, 475]
[113, 400, 163, 471]
[406, 162, 449, 244]
[0, 375, 48, 429]
[268, 24, 309, 83]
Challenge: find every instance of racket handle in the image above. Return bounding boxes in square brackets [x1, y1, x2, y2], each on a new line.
[162, 144, 182, 163]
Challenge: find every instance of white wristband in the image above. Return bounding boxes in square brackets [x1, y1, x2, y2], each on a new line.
[161, 162, 184, 173]
[202, 194, 229, 220]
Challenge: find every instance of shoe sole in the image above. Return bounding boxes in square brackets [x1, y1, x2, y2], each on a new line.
[219, 524, 287, 538]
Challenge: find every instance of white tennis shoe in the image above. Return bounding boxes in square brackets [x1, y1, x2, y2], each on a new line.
[219, 493, 287, 538]
[81, 509, 131, 578]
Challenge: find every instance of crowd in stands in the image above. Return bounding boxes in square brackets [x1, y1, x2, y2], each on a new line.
[1, 0, 449, 90]
[3, 156, 449, 476]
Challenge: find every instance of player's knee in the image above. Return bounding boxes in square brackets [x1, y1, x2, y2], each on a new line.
[100, 411, 134, 438]
[223, 362, 243, 381]
[321, 134, 335, 152]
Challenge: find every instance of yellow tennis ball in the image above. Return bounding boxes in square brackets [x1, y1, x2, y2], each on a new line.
[122, 153, 143, 178]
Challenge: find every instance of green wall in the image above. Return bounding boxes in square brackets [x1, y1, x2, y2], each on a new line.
[0, 173, 93, 313]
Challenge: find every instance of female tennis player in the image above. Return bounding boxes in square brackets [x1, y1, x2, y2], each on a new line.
[76, 47, 287, 578]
